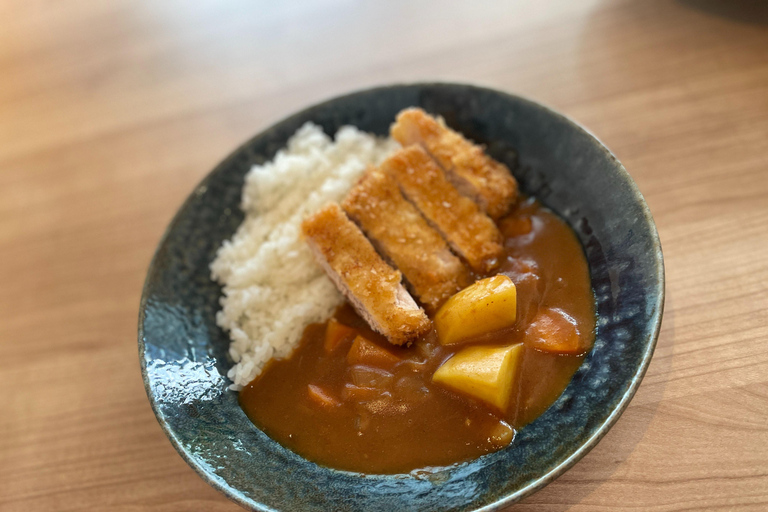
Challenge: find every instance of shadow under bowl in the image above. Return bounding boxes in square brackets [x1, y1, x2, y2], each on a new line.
[139, 82, 664, 512]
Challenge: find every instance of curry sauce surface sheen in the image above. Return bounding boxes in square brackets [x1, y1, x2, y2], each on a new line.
[239, 198, 596, 474]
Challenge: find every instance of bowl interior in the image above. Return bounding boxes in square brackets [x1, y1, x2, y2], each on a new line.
[139, 83, 664, 512]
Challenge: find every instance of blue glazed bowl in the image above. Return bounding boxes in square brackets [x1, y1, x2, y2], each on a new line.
[139, 83, 664, 511]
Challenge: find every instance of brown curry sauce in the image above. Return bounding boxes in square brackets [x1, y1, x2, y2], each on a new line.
[239, 197, 596, 474]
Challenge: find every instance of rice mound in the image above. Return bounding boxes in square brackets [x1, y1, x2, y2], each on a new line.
[210, 123, 398, 390]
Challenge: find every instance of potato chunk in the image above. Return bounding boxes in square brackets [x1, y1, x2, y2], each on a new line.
[434, 275, 517, 345]
[432, 344, 523, 411]
[525, 307, 586, 355]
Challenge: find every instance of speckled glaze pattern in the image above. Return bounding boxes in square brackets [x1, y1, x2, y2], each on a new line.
[138, 83, 664, 512]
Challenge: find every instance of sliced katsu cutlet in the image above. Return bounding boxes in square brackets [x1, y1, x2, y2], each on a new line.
[301, 202, 431, 346]
[391, 108, 518, 219]
[342, 167, 471, 313]
[382, 146, 504, 274]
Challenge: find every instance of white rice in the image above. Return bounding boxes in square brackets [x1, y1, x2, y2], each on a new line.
[210, 123, 399, 390]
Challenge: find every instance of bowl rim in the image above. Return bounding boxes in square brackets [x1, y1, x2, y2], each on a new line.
[138, 81, 665, 512]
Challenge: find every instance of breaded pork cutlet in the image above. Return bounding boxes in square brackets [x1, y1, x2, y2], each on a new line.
[343, 167, 471, 313]
[301, 203, 431, 346]
[391, 108, 518, 219]
[381, 146, 503, 274]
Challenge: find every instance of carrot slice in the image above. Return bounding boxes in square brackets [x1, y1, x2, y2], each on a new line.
[307, 384, 341, 408]
[525, 307, 586, 355]
[324, 318, 357, 353]
[347, 335, 401, 369]
[500, 216, 532, 237]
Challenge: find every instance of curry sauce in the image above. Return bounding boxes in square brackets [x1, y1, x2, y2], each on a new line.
[239, 198, 596, 474]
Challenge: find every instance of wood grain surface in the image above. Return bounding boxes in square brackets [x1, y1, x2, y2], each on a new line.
[1, 0, 767, 510]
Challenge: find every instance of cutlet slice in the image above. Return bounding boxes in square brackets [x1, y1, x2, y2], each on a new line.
[391, 108, 518, 219]
[301, 203, 431, 346]
[342, 167, 471, 312]
[382, 146, 504, 274]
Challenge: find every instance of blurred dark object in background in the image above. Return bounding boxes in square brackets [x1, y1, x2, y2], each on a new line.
[679, 0, 768, 25]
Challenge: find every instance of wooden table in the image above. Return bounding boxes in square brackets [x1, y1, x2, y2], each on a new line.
[2, 0, 767, 510]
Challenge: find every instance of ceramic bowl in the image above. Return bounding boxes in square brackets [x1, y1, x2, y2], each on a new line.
[139, 83, 664, 511]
